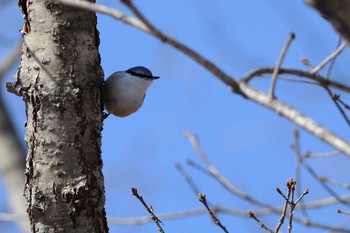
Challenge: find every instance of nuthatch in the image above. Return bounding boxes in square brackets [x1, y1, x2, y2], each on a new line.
[102, 66, 159, 117]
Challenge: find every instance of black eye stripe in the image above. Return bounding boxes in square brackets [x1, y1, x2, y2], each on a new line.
[126, 70, 159, 79]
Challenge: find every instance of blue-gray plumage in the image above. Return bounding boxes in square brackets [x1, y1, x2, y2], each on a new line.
[103, 66, 159, 117]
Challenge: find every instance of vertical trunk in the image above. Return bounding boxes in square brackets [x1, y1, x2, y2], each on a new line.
[13, 0, 108, 232]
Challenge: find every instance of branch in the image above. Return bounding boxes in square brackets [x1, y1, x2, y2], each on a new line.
[310, 41, 347, 74]
[304, 150, 341, 158]
[248, 211, 274, 233]
[55, 0, 350, 156]
[269, 33, 295, 99]
[174, 162, 202, 196]
[243, 67, 350, 93]
[292, 130, 349, 206]
[184, 131, 275, 209]
[0, 42, 21, 80]
[198, 193, 229, 233]
[324, 88, 350, 127]
[131, 188, 164, 233]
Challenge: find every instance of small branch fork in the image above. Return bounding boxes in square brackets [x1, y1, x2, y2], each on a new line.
[131, 188, 164, 233]
[249, 179, 309, 233]
[299, 55, 350, 127]
[310, 41, 347, 75]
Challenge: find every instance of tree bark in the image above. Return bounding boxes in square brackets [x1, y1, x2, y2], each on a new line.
[9, 0, 108, 232]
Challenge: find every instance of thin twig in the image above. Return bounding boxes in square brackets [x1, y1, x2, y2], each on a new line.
[131, 188, 164, 233]
[107, 206, 246, 224]
[105, 205, 348, 232]
[304, 150, 341, 158]
[288, 179, 297, 233]
[292, 130, 349, 206]
[299, 58, 350, 127]
[338, 210, 350, 215]
[334, 93, 350, 111]
[310, 41, 347, 75]
[291, 129, 311, 221]
[189, 158, 350, 211]
[269, 33, 295, 99]
[324, 87, 350, 127]
[295, 189, 310, 205]
[187, 159, 214, 177]
[275, 183, 292, 233]
[276, 187, 289, 202]
[174, 162, 202, 195]
[243, 67, 350, 93]
[184, 131, 275, 209]
[325, 37, 343, 79]
[290, 189, 309, 233]
[248, 211, 274, 233]
[198, 193, 229, 233]
[319, 176, 350, 190]
[275, 179, 309, 233]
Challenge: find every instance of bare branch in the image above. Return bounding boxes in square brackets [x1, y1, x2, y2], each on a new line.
[301, 55, 350, 127]
[269, 33, 295, 99]
[174, 162, 202, 196]
[237, 83, 350, 156]
[131, 187, 165, 233]
[187, 159, 214, 177]
[295, 189, 310, 206]
[292, 130, 349, 206]
[53, 0, 149, 31]
[275, 180, 293, 233]
[243, 67, 350, 93]
[198, 193, 229, 233]
[304, 150, 341, 158]
[325, 88, 350, 127]
[0, 42, 21, 80]
[338, 209, 350, 215]
[310, 41, 347, 74]
[291, 129, 310, 221]
[325, 37, 343, 79]
[319, 176, 350, 190]
[184, 131, 275, 209]
[334, 93, 350, 111]
[248, 211, 274, 233]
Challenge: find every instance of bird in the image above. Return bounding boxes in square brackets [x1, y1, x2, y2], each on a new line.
[102, 66, 160, 117]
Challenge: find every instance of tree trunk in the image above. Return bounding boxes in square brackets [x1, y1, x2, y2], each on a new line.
[10, 0, 108, 232]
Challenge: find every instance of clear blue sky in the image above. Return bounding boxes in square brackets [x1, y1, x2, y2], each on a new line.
[1, 0, 350, 232]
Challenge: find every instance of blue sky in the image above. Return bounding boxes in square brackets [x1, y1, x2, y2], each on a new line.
[1, 0, 350, 232]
